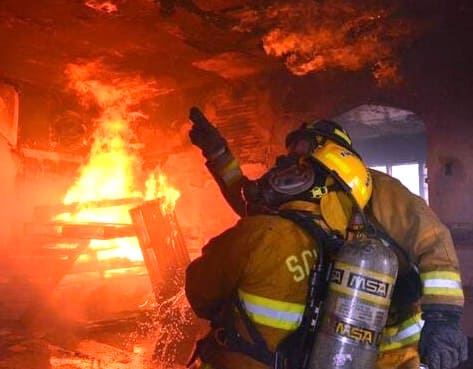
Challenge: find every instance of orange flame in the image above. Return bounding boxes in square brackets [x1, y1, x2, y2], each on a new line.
[145, 173, 180, 214]
[85, 0, 118, 14]
[235, 0, 421, 85]
[57, 61, 180, 263]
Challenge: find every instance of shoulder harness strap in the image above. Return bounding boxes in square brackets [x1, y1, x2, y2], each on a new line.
[276, 210, 335, 369]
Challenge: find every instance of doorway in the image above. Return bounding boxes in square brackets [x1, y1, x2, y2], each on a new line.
[335, 104, 428, 202]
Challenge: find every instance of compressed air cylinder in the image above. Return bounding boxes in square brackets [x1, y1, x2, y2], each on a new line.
[309, 238, 398, 369]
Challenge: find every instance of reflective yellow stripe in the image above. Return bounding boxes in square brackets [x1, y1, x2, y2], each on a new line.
[383, 313, 422, 336]
[421, 271, 464, 298]
[238, 289, 305, 331]
[420, 271, 461, 281]
[380, 313, 424, 351]
[239, 289, 305, 313]
[423, 287, 464, 297]
[218, 159, 242, 186]
[221, 158, 239, 174]
[380, 331, 421, 351]
[221, 167, 242, 186]
[333, 128, 352, 145]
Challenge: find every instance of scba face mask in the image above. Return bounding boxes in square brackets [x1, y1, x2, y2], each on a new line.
[243, 156, 318, 213]
[267, 161, 315, 196]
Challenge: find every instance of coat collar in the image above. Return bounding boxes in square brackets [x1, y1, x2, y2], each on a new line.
[278, 200, 321, 214]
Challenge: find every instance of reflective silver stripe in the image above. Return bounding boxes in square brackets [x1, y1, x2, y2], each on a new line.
[242, 301, 303, 323]
[238, 289, 305, 330]
[384, 319, 424, 343]
[420, 271, 461, 283]
[221, 167, 242, 185]
[381, 315, 425, 352]
[424, 279, 462, 289]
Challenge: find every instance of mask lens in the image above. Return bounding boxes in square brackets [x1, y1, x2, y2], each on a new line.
[288, 138, 311, 156]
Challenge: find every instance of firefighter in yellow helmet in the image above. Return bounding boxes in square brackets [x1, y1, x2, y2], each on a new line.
[188, 107, 467, 369]
[186, 141, 373, 369]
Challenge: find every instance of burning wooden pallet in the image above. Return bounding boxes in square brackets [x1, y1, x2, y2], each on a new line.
[130, 200, 190, 296]
[24, 198, 190, 311]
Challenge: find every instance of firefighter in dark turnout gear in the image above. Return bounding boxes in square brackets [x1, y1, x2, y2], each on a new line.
[185, 141, 374, 369]
[188, 107, 467, 369]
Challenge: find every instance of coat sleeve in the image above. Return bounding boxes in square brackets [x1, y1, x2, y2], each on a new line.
[205, 148, 248, 217]
[185, 220, 252, 320]
[369, 170, 464, 309]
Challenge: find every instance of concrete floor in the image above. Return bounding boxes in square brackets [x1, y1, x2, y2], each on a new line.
[1, 245, 472, 369]
[0, 320, 160, 369]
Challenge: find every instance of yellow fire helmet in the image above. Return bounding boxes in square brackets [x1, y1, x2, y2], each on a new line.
[311, 141, 372, 210]
[308, 142, 372, 235]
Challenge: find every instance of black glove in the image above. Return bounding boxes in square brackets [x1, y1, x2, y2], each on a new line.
[188, 107, 227, 159]
[419, 308, 468, 369]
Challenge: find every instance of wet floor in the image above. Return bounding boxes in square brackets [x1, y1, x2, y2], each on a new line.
[0, 302, 201, 369]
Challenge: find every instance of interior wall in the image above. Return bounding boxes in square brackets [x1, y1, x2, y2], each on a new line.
[0, 82, 19, 252]
[398, 3, 473, 227]
[425, 113, 473, 226]
[0, 138, 17, 251]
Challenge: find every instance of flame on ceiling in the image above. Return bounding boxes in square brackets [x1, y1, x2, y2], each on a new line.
[85, 0, 118, 14]
[231, 0, 423, 85]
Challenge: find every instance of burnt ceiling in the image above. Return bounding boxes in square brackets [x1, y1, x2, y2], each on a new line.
[0, 0, 269, 89]
[0, 0, 426, 87]
[1, 0, 472, 160]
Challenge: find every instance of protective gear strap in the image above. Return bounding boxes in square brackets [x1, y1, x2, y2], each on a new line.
[189, 295, 275, 367]
[275, 210, 334, 369]
[233, 296, 275, 365]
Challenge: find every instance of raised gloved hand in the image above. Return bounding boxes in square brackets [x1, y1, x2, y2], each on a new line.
[189, 106, 227, 159]
[419, 307, 468, 369]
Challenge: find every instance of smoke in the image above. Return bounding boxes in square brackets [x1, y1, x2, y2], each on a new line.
[235, 0, 422, 85]
[65, 61, 164, 111]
